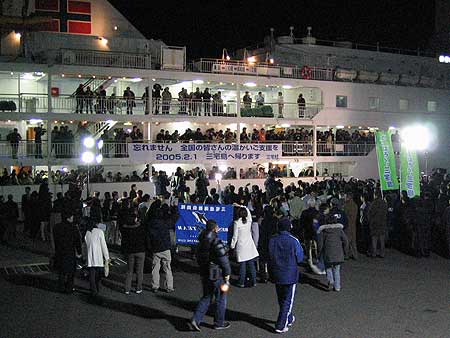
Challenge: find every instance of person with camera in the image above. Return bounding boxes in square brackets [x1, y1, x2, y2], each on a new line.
[190, 220, 231, 331]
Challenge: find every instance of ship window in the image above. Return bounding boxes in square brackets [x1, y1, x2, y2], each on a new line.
[427, 101, 437, 112]
[336, 95, 347, 108]
[399, 99, 409, 111]
[368, 97, 380, 110]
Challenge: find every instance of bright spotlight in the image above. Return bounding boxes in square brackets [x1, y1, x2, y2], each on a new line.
[95, 154, 103, 164]
[439, 55, 445, 63]
[219, 165, 227, 172]
[83, 137, 95, 149]
[215, 173, 223, 181]
[400, 125, 431, 150]
[81, 151, 94, 164]
[97, 139, 104, 150]
[62, 167, 68, 173]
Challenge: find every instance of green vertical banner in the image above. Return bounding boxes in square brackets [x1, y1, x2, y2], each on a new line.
[400, 144, 421, 198]
[375, 131, 399, 190]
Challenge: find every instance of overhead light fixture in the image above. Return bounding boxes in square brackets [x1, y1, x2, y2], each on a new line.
[247, 56, 256, 64]
[61, 74, 65, 77]
[282, 85, 292, 89]
[269, 58, 275, 64]
[78, 74, 82, 78]
[336, 125, 345, 129]
[98, 36, 108, 46]
[152, 78, 156, 81]
[95, 154, 103, 164]
[130, 77, 142, 82]
[114, 25, 118, 31]
[280, 124, 291, 128]
[14, 32, 21, 40]
[193, 79, 204, 84]
[124, 122, 133, 126]
[389, 126, 396, 130]
[244, 82, 257, 87]
[29, 119, 43, 124]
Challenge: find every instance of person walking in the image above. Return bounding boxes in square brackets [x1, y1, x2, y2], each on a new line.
[149, 204, 174, 293]
[368, 191, 388, 258]
[121, 208, 146, 294]
[268, 217, 304, 334]
[344, 192, 358, 259]
[230, 206, 259, 288]
[53, 211, 82, 294]
[85, 223, 110, 297]
[317, 213, 349, 292]
[190, 219, 231, 331]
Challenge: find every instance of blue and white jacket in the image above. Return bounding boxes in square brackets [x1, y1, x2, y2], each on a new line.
[268, 231, 304, 285]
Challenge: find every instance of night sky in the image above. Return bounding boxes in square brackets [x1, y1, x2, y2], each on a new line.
[109, 0, 435, 59]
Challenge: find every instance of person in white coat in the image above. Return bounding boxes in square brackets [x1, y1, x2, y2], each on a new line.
[85, 224, 110, 297]
[231, 206, 259, 287]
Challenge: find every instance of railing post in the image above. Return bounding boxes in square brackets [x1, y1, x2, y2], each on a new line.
[236, 83, 241, 117]
[47, 73, 52, 113]
[313, 125, 317, 158]
[17, 73, 21, 113]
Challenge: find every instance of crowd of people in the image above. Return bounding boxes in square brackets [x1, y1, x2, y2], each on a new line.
[153, 127, 376, 146]
[0, 167, 449, 332]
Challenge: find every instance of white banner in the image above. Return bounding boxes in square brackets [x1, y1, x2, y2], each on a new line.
[212, 63, 257, 75]
[128, 143, 283, 163]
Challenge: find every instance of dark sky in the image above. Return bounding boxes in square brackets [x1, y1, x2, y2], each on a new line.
[109, 0, 435, 59]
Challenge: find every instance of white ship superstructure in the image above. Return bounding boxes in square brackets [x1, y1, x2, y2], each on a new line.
[0, 0, 448, 197]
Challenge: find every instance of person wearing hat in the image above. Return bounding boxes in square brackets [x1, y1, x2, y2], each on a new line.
[53, 210, 82, 293]
[268, 217, 304, 334]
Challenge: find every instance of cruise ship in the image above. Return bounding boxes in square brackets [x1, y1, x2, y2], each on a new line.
[0, 0, 449, 198]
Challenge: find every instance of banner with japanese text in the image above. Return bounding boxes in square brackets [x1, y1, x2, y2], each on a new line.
[128, 143, 282, 163]
[400, 144, 421, 198]
[175, 204, 233, 245]
[375, 131, 399, 190]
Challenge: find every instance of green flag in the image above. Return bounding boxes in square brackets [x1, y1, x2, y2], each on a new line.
[375, 131, 399, 190]
[400, 144, 421, 198]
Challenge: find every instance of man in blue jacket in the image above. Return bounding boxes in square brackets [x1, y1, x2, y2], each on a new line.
[268, 217, 304, 334]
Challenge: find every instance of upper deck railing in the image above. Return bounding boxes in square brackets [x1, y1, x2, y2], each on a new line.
[0, 94, 322, 118]
[187, 59, 334, 81]
[55, 49, 152, 70]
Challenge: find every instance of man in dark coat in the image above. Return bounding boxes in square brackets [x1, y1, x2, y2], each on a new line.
[343, 192, 358, 259]
[53, 211, 82, 293]
[4, 195, 19, 241]
[21, 187, 32, 236]
[190, 219, 231, 331]
[367, 191, 388, 257]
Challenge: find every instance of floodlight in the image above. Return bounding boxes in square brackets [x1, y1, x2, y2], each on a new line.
[81, 151, 94, 164]
[95, 154, 103, 164]
[400, 125, 431, 150]
[97, 139, 104, 150]
[83, 137, 95, 149]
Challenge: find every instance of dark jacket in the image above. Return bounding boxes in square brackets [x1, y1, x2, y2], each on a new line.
[368, 198, 388, 236]
[258, 209, 278, 261]
[317, 223, 349, 265]
[196, 229, 231, 278]
[148, 218, 171, 253]
[268, 231, 304, 285]
[121, 223, 146, 254]
[53, 221, 82, 273]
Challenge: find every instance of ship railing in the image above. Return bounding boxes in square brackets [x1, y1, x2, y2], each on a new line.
[57, 49, 152, 69]
[242, 102, 322, 119]
[188, 58, 334, 81]
[0, 140, 48, 159]
[316, 142, 375, 156]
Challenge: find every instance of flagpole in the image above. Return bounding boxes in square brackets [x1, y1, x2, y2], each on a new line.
[374, 132, 384, 200]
